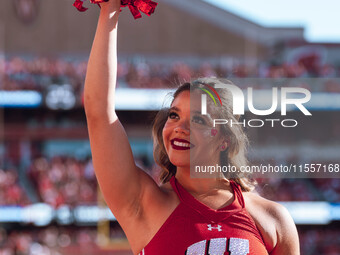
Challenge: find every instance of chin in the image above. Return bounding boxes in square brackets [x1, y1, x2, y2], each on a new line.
[169, 158, 190, 168]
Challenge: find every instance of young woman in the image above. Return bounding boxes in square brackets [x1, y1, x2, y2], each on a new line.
[84, 1, 300, 254]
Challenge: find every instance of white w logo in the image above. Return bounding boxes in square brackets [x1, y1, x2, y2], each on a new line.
[186, 237, 250, 255]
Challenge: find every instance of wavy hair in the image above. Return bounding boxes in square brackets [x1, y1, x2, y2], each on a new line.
[152, 77, 255, 191]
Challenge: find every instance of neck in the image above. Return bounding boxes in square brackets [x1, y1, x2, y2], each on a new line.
[175, 166, 230, 197]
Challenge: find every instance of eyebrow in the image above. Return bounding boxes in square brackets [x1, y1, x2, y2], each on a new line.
[169, 106, 180, 112]
[169, 108, 213, 120]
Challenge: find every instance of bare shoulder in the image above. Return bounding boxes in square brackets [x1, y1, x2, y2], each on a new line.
[244, 191, 291, 219]
[243, 192, 300, 255]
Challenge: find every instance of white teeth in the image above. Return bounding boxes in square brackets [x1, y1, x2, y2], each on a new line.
[174, 141, 190, 147]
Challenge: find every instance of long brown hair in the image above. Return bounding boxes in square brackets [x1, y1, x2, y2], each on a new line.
[152, 78, 255, 191]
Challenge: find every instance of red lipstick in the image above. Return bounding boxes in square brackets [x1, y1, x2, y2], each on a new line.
[170, 138, 194, 150]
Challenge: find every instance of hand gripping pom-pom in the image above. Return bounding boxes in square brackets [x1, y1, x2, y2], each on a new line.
[73, 0, 158, 19]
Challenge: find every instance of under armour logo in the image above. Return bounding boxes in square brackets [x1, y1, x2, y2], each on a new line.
[207, 224, 222, 231]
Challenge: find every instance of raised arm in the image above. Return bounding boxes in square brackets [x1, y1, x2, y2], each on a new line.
[83, 1, 164, 228]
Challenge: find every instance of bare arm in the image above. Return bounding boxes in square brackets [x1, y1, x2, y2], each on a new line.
[244, 193, 300, 255]
[269, 203, 300, 255]
[84, 1, 162, 224]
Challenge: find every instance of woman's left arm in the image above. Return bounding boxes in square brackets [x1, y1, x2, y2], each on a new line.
[269, 203, 300, 255]
[244, 193, 300, 255]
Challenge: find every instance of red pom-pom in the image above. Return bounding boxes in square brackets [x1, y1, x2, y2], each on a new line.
[73, 0, 158, 19]
[134, 0, 157, 16]
[73, 0, 88, 12]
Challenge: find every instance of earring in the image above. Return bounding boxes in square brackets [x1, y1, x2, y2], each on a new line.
[221, 145, 226, 150]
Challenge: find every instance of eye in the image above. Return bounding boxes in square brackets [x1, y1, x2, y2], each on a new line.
[192, 115, 206, 125]
[168, 111, 179, 120]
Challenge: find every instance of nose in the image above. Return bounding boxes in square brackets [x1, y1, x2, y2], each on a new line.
[174, 120, 190, 135]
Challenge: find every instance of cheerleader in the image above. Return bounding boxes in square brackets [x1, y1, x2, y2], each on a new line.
[83, 1, 300, 254]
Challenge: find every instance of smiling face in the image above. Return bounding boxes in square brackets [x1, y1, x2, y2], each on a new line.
[162, 90, 226, 172]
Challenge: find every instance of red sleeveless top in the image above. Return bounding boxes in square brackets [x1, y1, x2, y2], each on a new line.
[138, 176, 269, 255]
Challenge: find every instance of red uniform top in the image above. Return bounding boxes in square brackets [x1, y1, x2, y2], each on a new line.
[138, 176, 269, 255]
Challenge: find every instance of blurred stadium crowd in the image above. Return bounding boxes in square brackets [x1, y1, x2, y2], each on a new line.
[1, 56, 340, 93]
[2, 0, 339, 253]
[0, 55, 339, 255]
[0, 155, 339, 254]
[0, 225, 129, 255]
[1, 156, 340, 206]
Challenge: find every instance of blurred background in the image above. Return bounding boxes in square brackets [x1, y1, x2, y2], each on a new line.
[0, 0, 339, 254]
